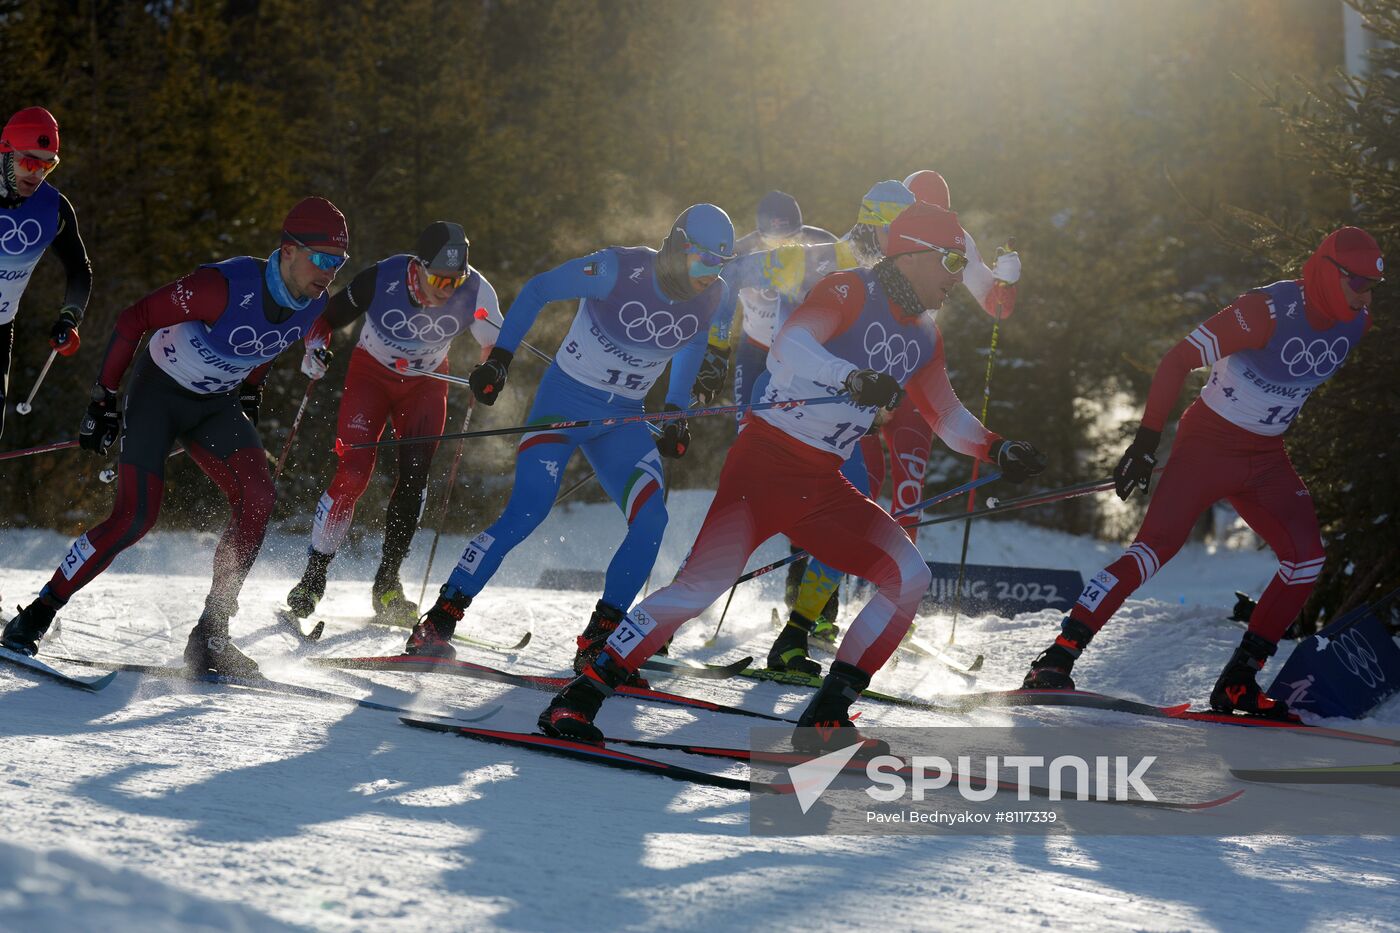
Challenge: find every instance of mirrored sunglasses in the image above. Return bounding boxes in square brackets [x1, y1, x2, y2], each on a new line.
[287, 233, 348, 271]
[16, 153, 59, 175]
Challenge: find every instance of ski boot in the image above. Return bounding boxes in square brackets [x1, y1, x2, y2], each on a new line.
[1022, 617, 1095, 689]
[811, 589, 841, 643]
[573, 601, 648, 688]
[404, 590, 469, 659]
[1210, 631, 1293, 719]
[2, 600, 57, 657]
[538, 652, 632, 744]
[371, 571, 419, 627]
[793, 661, 890, 757]
[286, 550, 332, 618]
[766, 611, 822, 677]
[184, 613, 260, 679]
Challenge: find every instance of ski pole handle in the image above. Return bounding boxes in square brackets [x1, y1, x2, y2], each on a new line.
[16, 350, 58, 415]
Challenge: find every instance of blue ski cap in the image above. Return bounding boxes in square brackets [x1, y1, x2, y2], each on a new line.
[675, 202, 736, 276]
[757, 190, 802, 238]
[857, 179, 915, 228]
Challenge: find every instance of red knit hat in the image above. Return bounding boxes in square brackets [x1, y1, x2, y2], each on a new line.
[1302, 226, 1383, 324]
[903, 170, 950, 210]
[885, 202, 965, 258]
[282, 196, 349, 251]
[0, 107, 59, 154]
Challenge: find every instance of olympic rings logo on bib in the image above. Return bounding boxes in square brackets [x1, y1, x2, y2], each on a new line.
[619, 300, 698, 349]
[863, 322, 921, 381]
[0, 216, 43, 255]
[228, 325, 302, 358]
[1280, 336, 1348, 378]
[378, 308, 462, 343]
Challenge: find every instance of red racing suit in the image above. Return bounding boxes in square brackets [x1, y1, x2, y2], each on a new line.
[1070, 280, 1371, 642]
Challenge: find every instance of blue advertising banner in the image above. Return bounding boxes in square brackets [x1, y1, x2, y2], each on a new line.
[1267, 603, 1400, 718]
[917, 562, 1084, 618]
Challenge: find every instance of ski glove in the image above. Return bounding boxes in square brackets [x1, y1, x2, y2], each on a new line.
[990, 438, 1047, 484]
[300, 339, 332, 380]
[49, 305, 81, 356]
[655, 404, 691, 459]
[843, 368, 904, 411]
[468, 346, 514, 405]
[1113, 426, 1160, 500]
[239, 382, 263, 425]
[693, 343, 729, 405]
[991, 248, 1022, 286]
[78, 385, 121, 455]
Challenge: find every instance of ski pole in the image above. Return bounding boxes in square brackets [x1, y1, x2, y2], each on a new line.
[99, 446, 185, 484]
[335, 393, 847, 456]
[0, 438, 78, 462]
[15, 350, 57, 415]
[949, 239, 1015, 643]
[416, 395, 477, 607]
[705, 471, 1001, 644]
[905, 467, 1167, 532]
[273, 379, 318, 482]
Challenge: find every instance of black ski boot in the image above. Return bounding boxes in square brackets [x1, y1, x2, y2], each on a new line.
[371, 571, 419, 627]
[1022, 617, 1095, 689]
[404, 591, 469, 659]
[767, 611, 822, 677]
[286, 550, 333, 618]
[811, 590, 841, 644]
[1210, 631, 1293, 719]
[793, 661, 890, 757]
[183, 614, 260, 679]
[538, 653, 632, 744]
[2, 600, 57, 657]
[574, 601, 649, 687]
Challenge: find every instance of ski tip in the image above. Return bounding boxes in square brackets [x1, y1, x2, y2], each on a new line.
[333, 437, 347, 457]
[306, 620, 326, 642]
[968, 654, 986, 672]
[512, 631, 532, 651]
[89, 670, 119, 691]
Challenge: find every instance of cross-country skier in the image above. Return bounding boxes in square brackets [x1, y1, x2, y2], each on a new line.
[1021, 227, 1381, 719]
[682, 179, 924, 673]
[693, 190, 835, 411]
[538, 202, 1047, 752]
[782, 168, 1024, 667]
[402, 205, 736, 672]
[1, 197, 349, 676]
[0, 107, 92, 438]
[284, 222, 502, 624]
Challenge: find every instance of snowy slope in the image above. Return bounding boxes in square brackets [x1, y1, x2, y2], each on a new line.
[1, 491, 1398, 932]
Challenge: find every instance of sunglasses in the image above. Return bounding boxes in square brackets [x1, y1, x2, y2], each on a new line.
[422, 263, 468, 290]
[1328, 257, 1383, 292]
[286, 233, 349, 271]
[15, 153, 59, 175]
[685, 241, 732, 277]
[914, 242, 969, 275]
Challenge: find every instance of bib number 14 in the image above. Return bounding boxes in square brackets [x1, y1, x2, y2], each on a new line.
[1259, 405, 1300, 427]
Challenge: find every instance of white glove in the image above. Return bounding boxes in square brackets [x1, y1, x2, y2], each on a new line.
[992, 250, 1021, 285]
[300, 339, 331, 380]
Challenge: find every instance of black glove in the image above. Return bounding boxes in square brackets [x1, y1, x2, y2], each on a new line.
[469, 346, 514, 405]
[693, 344, 729, 404]
[655, 404, 691, 459]
[1113, 426, 1160, 500]
[239, 382, 263, 425]
[78, 385, 121, 455]
[49, 305, 81, 356]
[842, 368, 904, 410]
[990, 438, 1047, 484]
